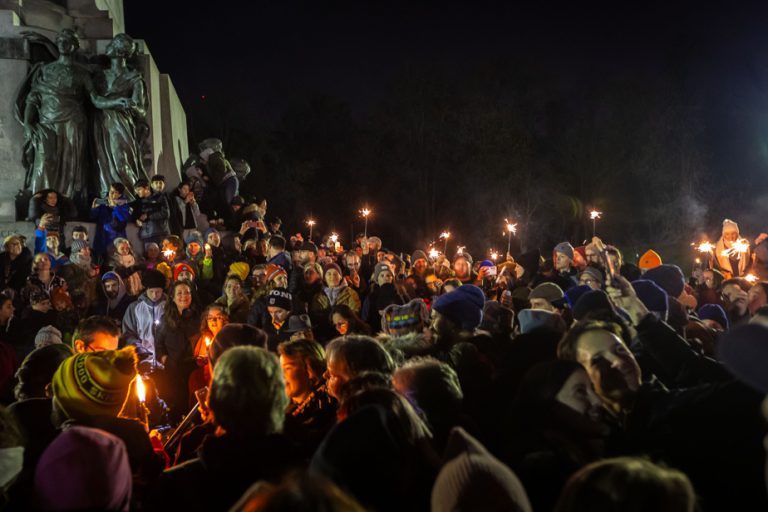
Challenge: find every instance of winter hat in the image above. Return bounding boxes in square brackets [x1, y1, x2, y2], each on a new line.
[453, 252, 473, 265]
[267, 288, 293, 311]
[638, 250, 662, 270]
[298, 240, 318, 254]
[51, 347, 138, 420]
[481, 301, 515, 334]
[432, 427, 532, 512]
[204, 227, 220, 242]
[134, 178, 149, 188]
[209, 324, 269, 366]
[303, 262, 324, 276]
[34, 326, 63, 349]
[643, 264, 685, 298]
[564, 285, 591, 308]
[70, 239, 88, 255]
[717, 324, 768, 393]
[265, 263, 287, 284]
[284, 314, 313, 334]
[228, 261, 250, 281]
[579, 266, 604, 285]
[172, 262, 196, 282]
[631, 279, 668, 317]
[35, 426, 132, 512]
[367, 236, 382, 246]
[184, 230, 204, 247]
[478, 260, 495, 269]
[572, 289, 615, 321]
[529, 282, 565, 304]
[381, 299, 429, 336]
[554, 242, 575, 261]
[433, 285, 486, 331]
[373, 262, 393, 283]
[323, 262, 343, 278]
[411, 250, 428, 264]
[517, 309, 566, 334]
[141, 269, 166, 290]
[698, 303, 729, 331]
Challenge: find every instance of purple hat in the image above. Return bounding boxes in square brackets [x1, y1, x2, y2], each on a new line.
[632, 279, 668, 316]
[698, 303, 729, 330]
[433, 285, 486, 330]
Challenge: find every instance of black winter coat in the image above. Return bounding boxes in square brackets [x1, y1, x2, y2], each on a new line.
[155, 308, 201, 371]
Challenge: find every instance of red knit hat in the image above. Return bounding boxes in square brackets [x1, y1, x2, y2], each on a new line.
[173, 262, 196, 282]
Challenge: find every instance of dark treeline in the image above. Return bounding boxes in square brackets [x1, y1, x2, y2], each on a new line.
[189, 56, 762, 263]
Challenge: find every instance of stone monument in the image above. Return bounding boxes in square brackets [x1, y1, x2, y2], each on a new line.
[0, 0, 188, 244]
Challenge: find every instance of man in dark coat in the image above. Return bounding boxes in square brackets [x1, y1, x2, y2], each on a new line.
[132, 179, 170, 247]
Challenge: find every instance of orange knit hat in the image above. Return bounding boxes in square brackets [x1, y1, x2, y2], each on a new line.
[638, 250, 662, 270]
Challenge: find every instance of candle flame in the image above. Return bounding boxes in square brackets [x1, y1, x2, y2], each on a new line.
[428, 248, 440, 260]
[490, 250, 498, 261]
[306, 219, 316, 226]
[162, 249, 175, 259]
[439, 231, 451, 240]
[329, 233, 339, 244]
[745, 273, 759, 283]
[205, 336, 212, 347]
[695, 257, 701, 264]
[504, 219, 517, 234]
[136, 376, 146, 403]
[696, 241, 714, 253]
[589, 210, 602, 220]
[361, 208, 371, 217]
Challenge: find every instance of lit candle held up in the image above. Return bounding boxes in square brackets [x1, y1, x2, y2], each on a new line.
[440, 231, 451, 254]
[360, 208, 372, 237]
[745, 273, 759, 284]
[490, 250, 499, 262]
[428, 248, 440, 260]
[589, 210, 602, 237]
[306, 219, 316, 241]
[504, 219, 517, 258]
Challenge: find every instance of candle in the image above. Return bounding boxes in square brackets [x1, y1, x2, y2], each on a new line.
[504, 219, 517, 258]
[439, 231, 451, 254]
[306, 219, 316, 241]
[135, 376, 149, 429]
[589, 210, 602, 237]
[360, 208, 372, 237]
[745, 273, 758, 283]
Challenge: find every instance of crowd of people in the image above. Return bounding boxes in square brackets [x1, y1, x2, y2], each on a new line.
[0, 139, 767, 511]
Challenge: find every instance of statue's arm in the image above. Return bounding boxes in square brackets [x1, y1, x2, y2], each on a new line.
[130, 78, 147, 117]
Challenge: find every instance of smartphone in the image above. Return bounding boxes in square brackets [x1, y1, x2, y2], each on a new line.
[486, 266, 497, 277]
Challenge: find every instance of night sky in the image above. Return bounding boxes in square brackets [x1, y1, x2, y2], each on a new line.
[124, 1, 768, 252]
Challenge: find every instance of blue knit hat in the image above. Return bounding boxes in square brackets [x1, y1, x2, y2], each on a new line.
[518, 309, 565, 334]
[698, 303, 729, 330]
[632, 279, 668, 316]
[564, 285, 591, 308]
[643, 264, 685, 299]
[433, 285, 485, 330]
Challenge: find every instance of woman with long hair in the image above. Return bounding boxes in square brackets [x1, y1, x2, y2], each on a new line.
[188, 304, 230, 397]
[155, 280, 201, 421]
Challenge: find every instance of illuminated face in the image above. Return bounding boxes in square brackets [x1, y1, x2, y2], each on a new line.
[0, 300, 14, 323]
[151, 180, 165, 193]
[268, 306, 290, 324]
[555, 253, 572, 272]
[207, 232, 221, 247]
[224, 279, 241, 299]
[117, 241, 131, 256]
[109, 187, 122, 202]
[46, 235, 59, 254]
[146, 287, 164, 302]
[324, 352, 351, 399]
[72, 230, 87, 241]
[206, 309, 228, 336]
[345, 255, 361, 273]
[555, 368, 603, 423]
[252, 269, 267, 287]
[6, 239, 22, 257]
[585, 249, 600, 265]
[377, 269, 394, 286]
[332, 313, 349, 335]
[45, 192, 58, 207]
[75, 332, 119, 353]
[187, 242, 201, 256]
[723, 227, 740, 245]
[722, 283, 748, 316]
[272, 274, 288, 289]
[174, 284, 192, 310]
[414, 258, 428, 274]
[579, 274, 601, 290]
[576, 329, 642, 407]
[325, 269, 342, 288]
[703, 270, 716, 289]
[530, 297, 556, 313]
[453, 258, 470, 279]
[179, 184, 191, 198]
[177, 271, 194, 283]
[34, 254, 51, 272]
[104, 279, 120, 299]
[280, 354, 312, 400]
[136, 186, 151, 198]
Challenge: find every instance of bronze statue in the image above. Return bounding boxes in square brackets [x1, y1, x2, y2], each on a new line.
[17, 29, 94, 204]
[92, 33, 149, 199]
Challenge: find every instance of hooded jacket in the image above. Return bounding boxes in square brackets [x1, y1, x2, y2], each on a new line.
[122, 292, 166, 361]
[89, 272, 132, 325]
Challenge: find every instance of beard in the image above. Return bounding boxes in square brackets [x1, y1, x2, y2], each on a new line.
[73, 253, 92, 268]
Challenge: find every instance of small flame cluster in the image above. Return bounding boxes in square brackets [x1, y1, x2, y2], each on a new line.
[306, 219, 316, 227]
[428, 248, 440, 260]
[361, 208, 371, 218]
[490, 250, 499, 261]
[439, 231, 451, 240]
[721, 238, 750, 258]
[696, 241, 714, 253]
[589, 210, 602, 220]
[504, 219, 517, 234]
